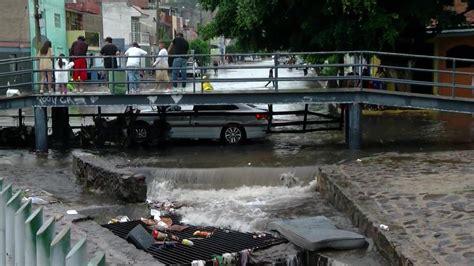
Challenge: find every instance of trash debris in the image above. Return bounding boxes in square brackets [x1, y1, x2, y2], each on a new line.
[120, 216, 130, 223]
[168, 224, 189, 232]
[181, 239, 194, 247]
[150, 209, 161, 218]
[379, 224, 389, 231]
[141, 217, 158, 226]
[24, 196, 48, 205]
[108, 215, 130, 224]
[160, 217, 173, 227]
[152, 230, 168, 240]
[66, 210, 78, 215]
[193, 231, 212, 238]
[356, 159, 362, 162]
[191, 260, 205, 266]
[248, 162, 252, 166]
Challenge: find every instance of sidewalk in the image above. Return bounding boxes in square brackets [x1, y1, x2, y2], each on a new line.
[319, 150, 474, 265]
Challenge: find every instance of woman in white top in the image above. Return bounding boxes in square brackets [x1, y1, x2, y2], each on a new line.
[54, 54, 74, 94]
[152, 41, 171, 90]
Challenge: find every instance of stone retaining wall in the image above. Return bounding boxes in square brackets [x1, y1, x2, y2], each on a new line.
[72, 151, 147, 203]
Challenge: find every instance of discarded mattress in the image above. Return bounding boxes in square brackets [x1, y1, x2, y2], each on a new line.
[267, 216, 367, 251]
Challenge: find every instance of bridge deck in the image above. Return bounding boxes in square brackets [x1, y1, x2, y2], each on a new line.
[1, 88, 472, 114]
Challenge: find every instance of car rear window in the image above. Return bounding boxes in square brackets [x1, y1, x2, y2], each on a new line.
[193, 105, 239, 111]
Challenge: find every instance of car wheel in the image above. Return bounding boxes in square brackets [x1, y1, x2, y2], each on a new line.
[221, 124, 246, 144]
[130, 121, 150, 144]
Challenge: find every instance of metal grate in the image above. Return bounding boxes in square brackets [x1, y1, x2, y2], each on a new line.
[103, 221, 287, 264]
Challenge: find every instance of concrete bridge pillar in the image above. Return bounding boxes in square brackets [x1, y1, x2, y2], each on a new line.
[34, 107, 48, 152]
[347, 103, 362, 150]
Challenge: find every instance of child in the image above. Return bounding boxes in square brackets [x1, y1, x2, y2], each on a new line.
[54, 54, 74, 94]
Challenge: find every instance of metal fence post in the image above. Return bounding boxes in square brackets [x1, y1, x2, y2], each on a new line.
[0, 184, 12, 266]
[273, 54, 279, 91]
[87, 252, 106, 266]
[192, 52, 196, 93]
[65, 239, 87, 266]
[51, 226, 71, 266]
[14, 199, 32, 266]
[36, 217, 55, 266]
[451, 59, 456, 98]
[5, 190, 22, 266]
[25, 207, 43, 266]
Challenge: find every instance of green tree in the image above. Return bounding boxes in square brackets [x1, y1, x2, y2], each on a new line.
[190, 38, 211, 65]
[198, 0, 461, 53]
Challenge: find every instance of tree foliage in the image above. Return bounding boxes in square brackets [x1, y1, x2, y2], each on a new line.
[198, 0, 468, 53]
[190, 38, 211, 65]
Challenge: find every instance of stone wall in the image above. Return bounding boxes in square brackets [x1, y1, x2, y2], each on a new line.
[72, 151, 147, 203]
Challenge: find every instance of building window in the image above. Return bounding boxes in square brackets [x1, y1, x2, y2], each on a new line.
[54, 13, 61, 28]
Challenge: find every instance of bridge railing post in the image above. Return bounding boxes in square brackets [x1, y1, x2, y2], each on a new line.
[451, 59, 456, 98]
[273, 53, 279, 91]
[192, 51, 196, 94]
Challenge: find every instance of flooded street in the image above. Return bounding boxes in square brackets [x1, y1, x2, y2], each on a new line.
[0, 61, 473, 265]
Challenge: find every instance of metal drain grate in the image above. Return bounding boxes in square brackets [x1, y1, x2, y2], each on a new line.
[103, 221, 287, 264]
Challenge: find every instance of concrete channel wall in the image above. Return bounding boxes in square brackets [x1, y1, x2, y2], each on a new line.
[72, 151, 147, 203]
[0, 179, 105, 266]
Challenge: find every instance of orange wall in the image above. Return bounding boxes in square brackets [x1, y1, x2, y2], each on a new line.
[435, 36, 474, 98]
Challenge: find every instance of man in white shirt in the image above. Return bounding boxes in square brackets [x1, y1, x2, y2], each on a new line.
[124, 42, 147, 94]
[152, 41, 171, 91]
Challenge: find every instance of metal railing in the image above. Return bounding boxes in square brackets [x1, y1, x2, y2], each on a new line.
[0, 178, 105, 266]
[0, 51, 473, 99]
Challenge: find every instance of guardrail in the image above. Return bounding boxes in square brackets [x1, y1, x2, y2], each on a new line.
[0, 178, 105, 266]
[0, 51, 473, 99]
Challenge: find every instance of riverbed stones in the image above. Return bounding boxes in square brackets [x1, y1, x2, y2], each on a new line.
[72, 152, 147, 203]
[318, 150, 474, 265]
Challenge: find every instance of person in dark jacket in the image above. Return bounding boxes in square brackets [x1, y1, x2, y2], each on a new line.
[70, 36, 88, 92]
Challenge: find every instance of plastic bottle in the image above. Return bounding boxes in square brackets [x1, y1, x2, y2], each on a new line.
[181, 239, 194, 247]
[152, 230, 168, 240]
[193, 231, 212, 238]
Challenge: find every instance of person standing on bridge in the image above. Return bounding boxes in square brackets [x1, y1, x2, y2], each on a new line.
[69, 36, 89, 93]
[152, 41, 171, 91]
[124, 42, 147, 94]
[100, 37, 119, 89]
[37, 41, 53, 94]
[168, 32, 189, 92]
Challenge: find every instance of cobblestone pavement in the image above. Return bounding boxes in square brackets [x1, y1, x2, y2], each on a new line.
[323, 150, 474, 265]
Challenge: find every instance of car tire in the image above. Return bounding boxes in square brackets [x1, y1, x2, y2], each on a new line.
[130, 121, 150, 144]
[221, 124, 246, 145]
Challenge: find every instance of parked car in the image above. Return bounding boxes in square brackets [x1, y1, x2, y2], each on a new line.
[131, 104, 269, 144]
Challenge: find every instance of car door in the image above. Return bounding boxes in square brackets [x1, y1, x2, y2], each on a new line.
[191, 105, 235, 139]
[165, 105, 193, 139]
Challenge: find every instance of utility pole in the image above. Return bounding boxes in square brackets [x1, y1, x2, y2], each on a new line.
[33, 0, 42, 52]
[155, 0, 160, 44]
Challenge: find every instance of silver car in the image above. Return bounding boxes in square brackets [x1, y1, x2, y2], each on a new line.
[132, 104, 269, 144]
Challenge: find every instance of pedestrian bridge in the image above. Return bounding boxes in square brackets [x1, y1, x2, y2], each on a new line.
[0, 51, 473, 151]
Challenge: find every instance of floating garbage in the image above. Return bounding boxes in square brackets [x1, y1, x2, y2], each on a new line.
[66, 210, 78, 215]
[379, 224, 389, 231]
